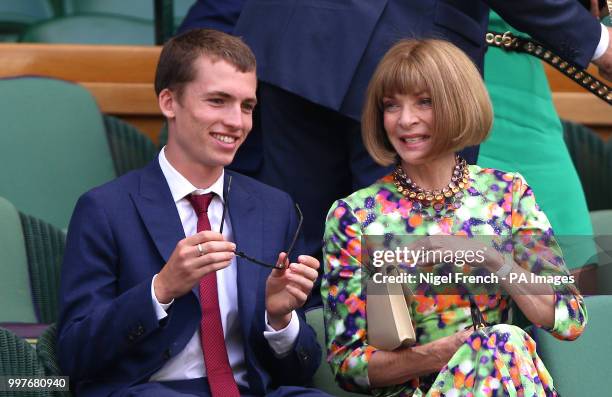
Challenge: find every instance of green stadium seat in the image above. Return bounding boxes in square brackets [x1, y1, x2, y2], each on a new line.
[590, 210, 612, 294]
[61, 0, 193, 32]
[562, 120, 612, 211]
[62, 0, 155, 19]
[158, 121, 169, 149]
[19, 211, 65, 325]
[0, 327, 52, 397]
[0, 0, 54, 22]
[19, 14, 155, 45]
[0, 77, 116, 230]
[0, 195, 65, 337]
[103, 115, 158, 177]
[534, 296, 612, 396]
[0, 78, 157, 229]
[62, 0, 193, 19]
[0, 197, 38, 324]
[173, 0, 195, 28]
[36, 323, 61, 376]
[35, 323, 73, 396]
[0, 0, 54, 41]
[305, 307, 368, 397]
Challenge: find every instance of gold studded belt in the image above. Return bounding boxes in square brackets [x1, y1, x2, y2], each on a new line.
[486, 31, 612, 105]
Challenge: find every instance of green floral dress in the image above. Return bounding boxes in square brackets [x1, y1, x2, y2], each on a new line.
[322, 165, 587, 397]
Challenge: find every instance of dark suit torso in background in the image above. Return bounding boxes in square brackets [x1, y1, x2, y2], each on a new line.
[179, 0, 602, 263]
[178, 0, 245, 34]
[57, 160, 321, 397]
[235, 0, 599, 120]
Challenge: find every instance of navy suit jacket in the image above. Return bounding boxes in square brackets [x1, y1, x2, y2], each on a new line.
[235, 0, 601, 121]
[57, 159, 321, 396]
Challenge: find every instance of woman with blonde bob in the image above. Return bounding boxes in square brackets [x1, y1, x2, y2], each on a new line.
[322, 39, 586, 396]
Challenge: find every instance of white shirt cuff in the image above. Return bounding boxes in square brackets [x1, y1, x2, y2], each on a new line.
[593, 23, 610, 60]
[263, 310, 300, 357]
[151, 274, 174, 321]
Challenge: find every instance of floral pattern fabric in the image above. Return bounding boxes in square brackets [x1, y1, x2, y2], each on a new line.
[322, 165, 587, 397]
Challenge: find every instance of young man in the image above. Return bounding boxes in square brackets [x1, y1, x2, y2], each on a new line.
[58, 29, 327, 397]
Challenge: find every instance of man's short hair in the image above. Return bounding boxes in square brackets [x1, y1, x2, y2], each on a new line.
[154, 28, 256, 100]
[362, 39, 493, 166]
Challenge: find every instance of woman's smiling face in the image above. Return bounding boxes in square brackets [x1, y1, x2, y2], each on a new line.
[383, 91, 434, 165]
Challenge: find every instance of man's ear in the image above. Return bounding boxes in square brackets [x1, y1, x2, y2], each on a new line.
[158, 88, 176, 119]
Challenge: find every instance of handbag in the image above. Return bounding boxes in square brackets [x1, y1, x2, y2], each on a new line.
[366, 265, 416, 350]
[366, 265, 489, 350]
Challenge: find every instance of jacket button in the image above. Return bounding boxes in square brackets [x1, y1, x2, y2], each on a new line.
[137, 325, 145, 335]
[163, 349, 171, 359]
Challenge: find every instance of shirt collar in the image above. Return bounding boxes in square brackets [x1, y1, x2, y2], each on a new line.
[158, 146, 225, 203]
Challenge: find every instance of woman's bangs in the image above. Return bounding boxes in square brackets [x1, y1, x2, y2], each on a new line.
[380, 58, 428, 98]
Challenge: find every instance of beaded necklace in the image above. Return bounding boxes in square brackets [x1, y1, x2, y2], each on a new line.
[392, 156, 470, 221]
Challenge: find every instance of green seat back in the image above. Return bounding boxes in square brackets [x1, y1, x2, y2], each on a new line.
[158, 121, 168, 149]
[36, 323, 73, 396]
[37, 323, 61, 375]
[20, 14, 155, 45]
[103, 115, 157, 177]
[0, 0, 54, 41]
[305, 307, 365, 397]
[0, 197, 37, 323]
[0, 77, 116, 229]
[0, 327, 51, 397]
[173, 0, 195, 27]
[20, 212, 66, 324]
[591, 210, 612, 239]
[63, 0, 154, 19]
[562, 121, 612, 211]
[61, 0, 193, 31]
[590, 210, 612, 294]
[535, 296, 612, 396]
[0, 0, 54, 27]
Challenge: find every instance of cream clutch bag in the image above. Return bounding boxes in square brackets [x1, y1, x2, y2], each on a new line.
[366, 266, 416, 350]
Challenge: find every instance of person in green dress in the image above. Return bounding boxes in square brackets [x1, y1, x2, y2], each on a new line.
[322, 39, 587, 396]
[479, 11, 594, 269]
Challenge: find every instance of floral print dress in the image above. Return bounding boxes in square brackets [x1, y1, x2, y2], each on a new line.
[322, 165, 587, 397]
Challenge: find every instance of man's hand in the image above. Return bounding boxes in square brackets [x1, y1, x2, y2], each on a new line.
[154, 231, 235, 303]
[265, 253, 319, 330]
[594, 26, 612, 81]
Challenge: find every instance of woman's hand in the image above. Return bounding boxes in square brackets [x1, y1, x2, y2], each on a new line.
[404, 235, 556, 327]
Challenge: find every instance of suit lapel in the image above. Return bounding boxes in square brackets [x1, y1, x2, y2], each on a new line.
[131, 160, 185, 264]
[131, 166, 267, 332]
[226, 172, 265, 336]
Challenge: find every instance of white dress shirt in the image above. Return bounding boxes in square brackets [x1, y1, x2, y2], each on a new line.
[149, 147, 300, 385]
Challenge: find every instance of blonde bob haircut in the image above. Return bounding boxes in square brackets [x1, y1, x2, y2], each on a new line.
[362, 39, 493, 166]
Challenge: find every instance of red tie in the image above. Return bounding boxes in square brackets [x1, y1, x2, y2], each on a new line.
[187, 193, 240, 397]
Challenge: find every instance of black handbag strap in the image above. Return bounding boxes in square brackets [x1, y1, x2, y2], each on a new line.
[468, 295, 488, 331]
[486, 31, 612, 106]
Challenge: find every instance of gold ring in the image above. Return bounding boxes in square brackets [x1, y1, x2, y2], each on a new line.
[197, 243, 205, 256]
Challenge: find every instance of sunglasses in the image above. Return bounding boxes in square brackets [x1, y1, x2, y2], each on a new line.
[219, 175, 303, 270]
